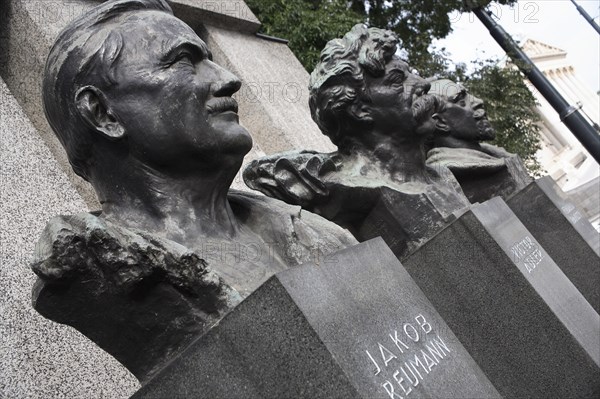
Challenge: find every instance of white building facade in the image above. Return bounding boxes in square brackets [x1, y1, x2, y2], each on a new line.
[521, 39, 600, 228]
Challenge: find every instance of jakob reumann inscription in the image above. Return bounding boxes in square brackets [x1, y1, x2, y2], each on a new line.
[364, 314, 453, 399]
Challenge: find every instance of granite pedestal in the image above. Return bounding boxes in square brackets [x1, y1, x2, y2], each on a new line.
[508, 176, 600, 312]
[455, 155, 531, 204]
[133, 239, 500, 399]
[404, 197, 600, 398]
[356, 186, 468, 260]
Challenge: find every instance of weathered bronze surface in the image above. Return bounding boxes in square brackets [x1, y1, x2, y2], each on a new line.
[426, 79, 532, 202]
[244, 25, 470, 257]
[32, 0, 355, 382]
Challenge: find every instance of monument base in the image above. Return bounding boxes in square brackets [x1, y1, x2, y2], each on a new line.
[357, 186, 468, 260]
[404, 197, 600, 398]
[508, 177, 599, 311]
[133, 239, 500, 399]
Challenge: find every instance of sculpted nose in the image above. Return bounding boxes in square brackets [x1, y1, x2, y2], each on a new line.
[210, 63, 242, 97]
[471, 95, 484, 109]
[406, 74, 430, 97]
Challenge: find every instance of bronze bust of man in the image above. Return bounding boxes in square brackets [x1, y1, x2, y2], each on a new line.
[244, 25, 470, 258]
[426, 79, 531, 203]
[32, 0, 356, 382]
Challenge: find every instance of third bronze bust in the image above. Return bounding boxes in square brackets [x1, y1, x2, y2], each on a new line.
[426, 79, 532, 203]
[31, 0, 356, 382]
[244, 25, 470, 258]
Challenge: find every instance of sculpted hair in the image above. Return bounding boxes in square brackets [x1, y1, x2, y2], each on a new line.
[428, 79, 463, 102]
[412, 94, 446, 126]
[43, 0, 172, 181]
[308, 24, 399, 147]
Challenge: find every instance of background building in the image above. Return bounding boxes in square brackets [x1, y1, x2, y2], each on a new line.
[522, 38, 600, 229]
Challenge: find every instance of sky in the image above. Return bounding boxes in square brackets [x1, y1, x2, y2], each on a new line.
[436, 0, 600, 94]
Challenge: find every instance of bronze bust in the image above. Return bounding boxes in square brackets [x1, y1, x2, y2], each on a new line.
[244, 25, 470, 257]
[32, 0, 356, 382]
[426, 79, 531, 202]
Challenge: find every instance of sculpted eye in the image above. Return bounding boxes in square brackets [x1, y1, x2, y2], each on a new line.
[390, 71, 405, 83]
[174, 51, 194, 65]
[166, 50, 198, 69]
[163, 42, 206, 69]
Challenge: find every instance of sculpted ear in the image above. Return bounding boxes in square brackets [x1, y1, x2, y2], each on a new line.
[75, 86, 125, 139]
[432, 113, 450, 133]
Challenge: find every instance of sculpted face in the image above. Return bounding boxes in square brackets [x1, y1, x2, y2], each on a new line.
[100, 11, 252, 172]
[432, 81, 495, 141]
[362, 58, 432, 138]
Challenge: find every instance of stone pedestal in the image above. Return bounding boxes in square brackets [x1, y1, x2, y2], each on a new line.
[404, 197, 600, 398]
[507, 176, 600, 312]
[133, 239, 500, 399]
[356, 186, 468, 260]
[456, 154, 532, 204]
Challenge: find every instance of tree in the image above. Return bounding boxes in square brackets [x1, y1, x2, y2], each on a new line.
[246, 0, 543, 174]
[244, 0, 363, 70]
[466, 59, 543, 176]
[347, 0, 517, 70]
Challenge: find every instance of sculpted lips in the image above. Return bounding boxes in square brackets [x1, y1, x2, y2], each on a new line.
[206, 97, 238, 115]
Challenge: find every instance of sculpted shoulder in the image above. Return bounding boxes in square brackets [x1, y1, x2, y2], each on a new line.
[427, 147, 507, 176]
[31, 211, 243, 381]
[228, 189, 358, 254]
[32, 212, 242, 307]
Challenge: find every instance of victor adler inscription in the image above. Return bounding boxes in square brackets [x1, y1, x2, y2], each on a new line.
[507, 176, 600, 312]
[403, 197, 600, 398]
[509, 235, 544, 273]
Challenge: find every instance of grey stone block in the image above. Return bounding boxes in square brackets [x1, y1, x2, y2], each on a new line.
[133, 277, 361, 399]
[0, 0, 101, 208]
[170, 0, 261, 33]
[0, 77, 139, 398]
[508, 176, 600, 312]
[404, 197, 600, 398]
[134, 239, 500, 399]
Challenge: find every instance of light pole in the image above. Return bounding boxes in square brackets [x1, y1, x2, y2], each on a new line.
[465, 3, 600, 163]
[570, 0, 600, 35]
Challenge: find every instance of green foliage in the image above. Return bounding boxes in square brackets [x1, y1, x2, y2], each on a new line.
[410, 45, 469, 82]
[246, 0, 542, 175]
[348, 0, 517, 70]
[245, 0, 363, 71]
[465, 60, 544, 176]
[245, 0, 519, 73]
